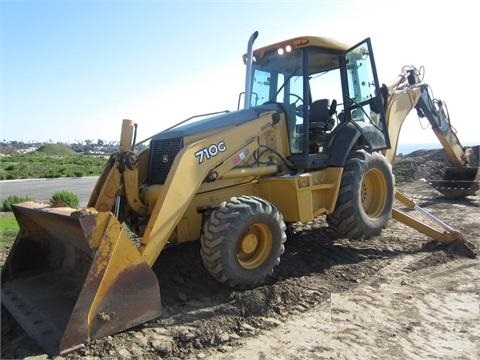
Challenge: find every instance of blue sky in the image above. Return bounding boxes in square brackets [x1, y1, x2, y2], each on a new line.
[1, 0, 478, 147]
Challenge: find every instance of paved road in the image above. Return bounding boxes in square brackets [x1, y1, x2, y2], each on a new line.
[0, 177, 99, 207]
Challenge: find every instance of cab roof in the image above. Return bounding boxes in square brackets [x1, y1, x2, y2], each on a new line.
[251, 36, 349, 60]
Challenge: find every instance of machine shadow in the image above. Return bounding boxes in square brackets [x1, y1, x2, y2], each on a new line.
[149, 224, 441, 327]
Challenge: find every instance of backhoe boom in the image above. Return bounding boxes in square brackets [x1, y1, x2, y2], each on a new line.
[384, 67, 478, 199]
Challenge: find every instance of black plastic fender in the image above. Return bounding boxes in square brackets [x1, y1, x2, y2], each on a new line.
[327, 122, 362, 167]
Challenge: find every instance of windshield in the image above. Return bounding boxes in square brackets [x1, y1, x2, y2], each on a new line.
[250, 48, 304, 153]
[250, 48, 303, 106]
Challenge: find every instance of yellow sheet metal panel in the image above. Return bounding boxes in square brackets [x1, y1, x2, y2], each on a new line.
[257, 174, 312, 222]
[175, 218, 192, 243]
[257, 168, 343, 222]
[310, 168, 343, 215]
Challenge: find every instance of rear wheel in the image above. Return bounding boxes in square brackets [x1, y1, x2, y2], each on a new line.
[327, 150, 394, 238]
[201, 196, 286, 288]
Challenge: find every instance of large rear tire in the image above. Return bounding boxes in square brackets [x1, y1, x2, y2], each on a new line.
[200, 196, 286, 288]
[327, 150, 394, 239]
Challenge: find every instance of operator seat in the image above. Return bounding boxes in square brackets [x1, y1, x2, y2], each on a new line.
[309, 99, 330, 125]
[309, 99, 337, 154]
[309, 99, 336, 131]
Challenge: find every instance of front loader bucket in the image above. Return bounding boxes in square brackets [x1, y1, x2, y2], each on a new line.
[424, 166, 479, 199]
[1, 202, 161, 355]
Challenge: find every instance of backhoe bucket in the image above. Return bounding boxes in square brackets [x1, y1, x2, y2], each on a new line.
[425, 167, 479, 199]
[1, 202, 161, 355]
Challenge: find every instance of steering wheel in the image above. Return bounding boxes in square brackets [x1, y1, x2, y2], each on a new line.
[289, 93, 304, 116]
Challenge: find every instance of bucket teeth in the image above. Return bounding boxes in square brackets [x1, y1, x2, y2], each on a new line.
[424, 179, 479, 199]
[423, 164, 479, 199]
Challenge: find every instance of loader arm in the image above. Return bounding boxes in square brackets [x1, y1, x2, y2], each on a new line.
[139, 110, 280, 267]
[88, 120, 146, 214]
[87, 154, 121, 211]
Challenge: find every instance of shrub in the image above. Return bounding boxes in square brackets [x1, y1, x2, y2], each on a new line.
[44, 171, 61, 178]
[2, 195, 32, 212]
[51, 190, 79, 208]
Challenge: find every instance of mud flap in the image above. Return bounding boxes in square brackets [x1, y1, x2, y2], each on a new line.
[1, 202, 161, 355]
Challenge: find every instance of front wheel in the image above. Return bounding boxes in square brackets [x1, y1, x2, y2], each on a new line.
[327, 150, 394, 239]
[200, 196, 286, 289]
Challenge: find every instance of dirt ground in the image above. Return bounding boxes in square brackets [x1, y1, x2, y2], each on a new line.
[1, 154, 479, 359]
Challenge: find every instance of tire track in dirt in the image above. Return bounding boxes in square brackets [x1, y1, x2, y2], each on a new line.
[210, 255, 480, 360]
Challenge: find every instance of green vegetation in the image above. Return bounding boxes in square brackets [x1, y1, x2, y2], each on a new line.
[2, 195, 33, 212]
[0, 212, 18, 248]
[0, 149, 107, 180]
[1, 191, 80, 212]
[51, 190, 79, 208]
[393, 163, 413, 183]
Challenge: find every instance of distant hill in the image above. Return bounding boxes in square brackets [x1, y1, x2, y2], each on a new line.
[37, 144, 78, 156]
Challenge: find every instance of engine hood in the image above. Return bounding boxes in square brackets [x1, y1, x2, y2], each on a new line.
[151, 108, 262, 141]
[146, 104, 283, 185]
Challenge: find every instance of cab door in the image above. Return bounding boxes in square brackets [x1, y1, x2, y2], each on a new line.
[343, 38, 390, 150]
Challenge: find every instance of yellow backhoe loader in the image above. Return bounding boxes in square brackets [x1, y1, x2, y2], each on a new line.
[2, 33, 478, 355]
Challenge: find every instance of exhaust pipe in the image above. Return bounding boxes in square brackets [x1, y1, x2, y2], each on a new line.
[244, 31, 259, 110]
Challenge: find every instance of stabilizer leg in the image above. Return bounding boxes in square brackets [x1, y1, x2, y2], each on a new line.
[392, 190, 477, 258]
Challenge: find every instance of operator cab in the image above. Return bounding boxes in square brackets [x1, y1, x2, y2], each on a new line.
[246, 37, 390, 170]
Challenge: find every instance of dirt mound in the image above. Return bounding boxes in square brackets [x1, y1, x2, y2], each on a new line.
[393, 145, 480, 185]
[393, 148, 455, 183]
